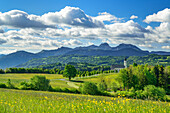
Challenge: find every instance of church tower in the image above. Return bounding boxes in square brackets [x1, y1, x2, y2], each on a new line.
[124, 58, 127, 68]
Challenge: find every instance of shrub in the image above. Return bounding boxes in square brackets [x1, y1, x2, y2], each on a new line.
[0, 83, 7, 88]
[98, 82, 107, 92]
[69, 88, 80, 94]
[79, 82, 99, 95]
[30, 76, 51, 91]
[0, 69, 5, 74]
[7, 79, 15, 89]
[62, 88, 70, 93]
[18, 81, 33, 90]
[135, 90, 143, 99]
[142, 85, 166, 100]
[129, 87, 135, 93]
[111, 82, 119, 92]
[115, 91, 135, 98]
[53, 87, 63, 92]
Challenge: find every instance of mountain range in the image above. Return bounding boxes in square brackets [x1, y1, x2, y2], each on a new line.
[0, 43, 169, 69]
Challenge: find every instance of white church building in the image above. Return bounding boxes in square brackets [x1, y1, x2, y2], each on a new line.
[111, 58, 127, 72]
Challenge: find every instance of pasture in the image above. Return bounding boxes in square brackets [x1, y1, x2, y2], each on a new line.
[0, 88, 169, 113]
[0, 73, 72, 88]
[0, 73, 119, 89]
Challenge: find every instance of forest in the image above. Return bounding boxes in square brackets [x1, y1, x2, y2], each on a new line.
[17, 54, 170, 68]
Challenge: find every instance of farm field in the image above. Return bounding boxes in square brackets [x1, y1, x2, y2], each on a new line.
[74, 73, 119, 87]
[0, 73, 119, 89]
[0, 88, 169, 113]
[0, 73, 72, 88]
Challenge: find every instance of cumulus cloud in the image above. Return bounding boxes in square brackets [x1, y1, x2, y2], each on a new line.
[0, 10, 55, 29]
[0, 28, 4, 33]
[162, 46, 170, 49]
[41, 6, 104, 28]
[0, 49, 17, 54]
[0, 7, 104, 29]
[0, 6, 170, 54]
[139, 44, 155, 48]
[130, 15, 138, 19]
[62, 39, 83, 46]
[144, 8, 170, 23]
[143, 8, 170, 45]
[94, 12, 123, 23]
[0, 39, 6, 44]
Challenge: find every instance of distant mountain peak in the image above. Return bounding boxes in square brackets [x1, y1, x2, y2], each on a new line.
[99, 42, 110, 47]
[115, 43, 141, 51]
[98, 43, 112, 50]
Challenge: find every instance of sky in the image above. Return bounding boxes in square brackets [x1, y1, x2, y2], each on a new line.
[0, 0, 170, 54]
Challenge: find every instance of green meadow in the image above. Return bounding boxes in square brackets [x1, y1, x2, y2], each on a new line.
[0, 73, 169, 113]
[0, 73, 119, 89]
[0, 88, 169, 113]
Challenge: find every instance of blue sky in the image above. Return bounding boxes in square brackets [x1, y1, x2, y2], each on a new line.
[0, 0, 170, 54]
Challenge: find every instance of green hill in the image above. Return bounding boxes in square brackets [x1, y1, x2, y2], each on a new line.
[17, 54, 170, 68]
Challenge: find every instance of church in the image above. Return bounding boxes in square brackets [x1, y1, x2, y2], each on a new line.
[110, 58, 127, 72]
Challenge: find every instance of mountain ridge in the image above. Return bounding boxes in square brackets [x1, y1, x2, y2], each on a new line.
[0, 43, 169, 69]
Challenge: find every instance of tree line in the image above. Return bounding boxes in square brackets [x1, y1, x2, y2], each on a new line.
[0, 67, 115, 77]
[118, 64, 170, 94]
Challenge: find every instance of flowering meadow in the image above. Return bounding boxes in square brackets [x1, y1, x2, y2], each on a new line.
[0, 88, 169, 113]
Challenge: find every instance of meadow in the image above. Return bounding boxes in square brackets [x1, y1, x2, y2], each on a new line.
[0, 88, 169, 113]
[0, 73, 169, 112]
[0, 73, 72, 88]
[0, 73, 119, 89]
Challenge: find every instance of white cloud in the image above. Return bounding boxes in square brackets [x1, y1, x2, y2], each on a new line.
[144, 8, 170, 23]
[94, 12, 123, 23]
[139, 44, 155, 48]
[0, 7, 104, 29]
[162, 46, 170, 49]
[130, 15, 138, 19]
[143, 8, 170, 45]
[41, 6, 104, 28]
[0, 28, 4, 33]
[0, 10, 55, 29]
[144, 22, 170, 44]
[0, 6, 170, 53]
[62, 39, 83, 46]
[0, 49, 17, 54]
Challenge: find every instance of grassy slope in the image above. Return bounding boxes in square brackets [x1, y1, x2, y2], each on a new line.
[0, 73, 119, 89]
[0, 73, 72, 88]
[0, 88, 169, 113]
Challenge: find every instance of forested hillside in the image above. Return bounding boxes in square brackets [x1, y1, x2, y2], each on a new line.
[17, 54, 170, 68]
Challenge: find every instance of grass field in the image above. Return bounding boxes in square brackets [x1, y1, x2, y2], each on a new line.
[74, 73, 120, 88]
[0, 73, 72, 88]
[0, 88, 169, 113]
[0, 73, 119, 89]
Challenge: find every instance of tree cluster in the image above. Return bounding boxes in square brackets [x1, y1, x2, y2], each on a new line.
[118, 64, 169, 94]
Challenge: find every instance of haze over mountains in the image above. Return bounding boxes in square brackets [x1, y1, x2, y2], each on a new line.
[0, 43, 169, 69]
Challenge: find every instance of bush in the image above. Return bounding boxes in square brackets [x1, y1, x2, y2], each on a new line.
[18, 81, 33, 90]
[98, 82, 107, 92]
[111, 82, 119, 92]
[115, 91, 135, 98]
[79, 82, 99, 95]
[69, 88, 80, 94]
[62, 88, 70, 93]
[0, 83, 7, 88]
[53, 87, 63, 92]
[142, 85, 166, 100]
[0, 69, 5, 74]
[135, 90, 143, 99]
[30, 76, 51, 91]
[129, 87, 135, 93]
[7, 79, 15, 89]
